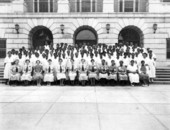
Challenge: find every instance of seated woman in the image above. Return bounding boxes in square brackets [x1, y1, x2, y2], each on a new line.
[99, 59, 108, 86]
[56, 58, 66, 86]
[9, 59, 22, 86]
[67, 58, 77, 85]
[127, 60, 140, 86]
[108, 60, 118, 85]
[44, 59, 55, 86]
[21, 59, 32, 85]
[88, 59, 98, 86]
[78, 58, 88, 86]
[33, 60, 43, 86]
[138, 60, 149, 86]
[118, 61, 128, 85]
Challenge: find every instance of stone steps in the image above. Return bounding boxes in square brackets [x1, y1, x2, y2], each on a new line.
[154, 68, 170, 84]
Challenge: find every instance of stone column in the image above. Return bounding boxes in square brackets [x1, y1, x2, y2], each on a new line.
[58, 0, 69, 13]
[103, 0, 114, 13]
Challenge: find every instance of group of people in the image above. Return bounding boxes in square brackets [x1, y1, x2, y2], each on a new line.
[3, 42, 156, 86]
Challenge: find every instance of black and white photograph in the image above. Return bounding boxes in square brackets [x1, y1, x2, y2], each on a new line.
[0, 0, 170, 130]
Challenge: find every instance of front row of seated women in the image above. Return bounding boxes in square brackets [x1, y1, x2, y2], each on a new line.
[9, 58, 150, 87]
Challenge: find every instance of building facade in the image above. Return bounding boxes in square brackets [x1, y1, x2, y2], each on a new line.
[0, 0, 170, 67]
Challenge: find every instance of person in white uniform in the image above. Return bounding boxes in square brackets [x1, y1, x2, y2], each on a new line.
[43, 59, 54, 85]
[21, 59, 32, 85]
[56, 58, 66, 86]
[4, 51, 13, 84]
[127, 60, 140, 86]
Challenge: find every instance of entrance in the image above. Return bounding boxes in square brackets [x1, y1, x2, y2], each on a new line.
[30, 26, 53, 49]
[118, 26, 144, 47]
[74, 26, 98, 47]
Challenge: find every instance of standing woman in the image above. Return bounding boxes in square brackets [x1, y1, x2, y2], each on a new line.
[148, 53, 156, 83]
[88, 59, 98, 86]
[99, 59, 108, 86]
[56, 58, 66, 86]
[78, 59, 88, 86]
[118, 61, 128, 85]
[127, 60, 140, 86]
[108, 60, 118, 86]
[21, 59, 32, 85]
[44, 59, 55, 86]
[9, 59, 22, 86]
[33, 60, 43, 86]
[4, 51, 13, 85]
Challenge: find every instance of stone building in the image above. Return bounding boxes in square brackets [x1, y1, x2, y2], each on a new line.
[0, 0, 170, 67]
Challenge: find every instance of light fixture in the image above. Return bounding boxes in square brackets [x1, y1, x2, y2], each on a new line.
[15, 24, 20, 34]
[153, 23, 158, 33]
[60, 24, 65, 34]
[106, 24, 110, 34]
[118, 34, 123, 41]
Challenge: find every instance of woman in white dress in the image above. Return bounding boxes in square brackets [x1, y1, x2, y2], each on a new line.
[127, 60, 140, 86]
[99, 59, 108, 86]
[33, 60, 43, 86]
[88, 59, 98, 86]
[148, 54, 156, 83]
[9, 59, 22, 86]
[118, 60, 128, 85]
[21, 59, 32, 85]
[108, 60, 118, 85]
[43, 59, 54, 85]
[56, 58, 66, 86]
[78, 58, 88, 86]
[4, 51, 13, 84]
[67, 58, 77, 85]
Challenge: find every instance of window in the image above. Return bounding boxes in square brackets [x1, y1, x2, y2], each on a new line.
[119, 0, 139, 12]
[167, 38, 170, 59]
[162, 0, 170, 2]
[34, 0, 53, 12]
[0, 39, 6, 58]
[76, 0, 97, 12]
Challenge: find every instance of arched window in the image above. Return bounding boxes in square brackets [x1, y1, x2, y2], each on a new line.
[34, 0, 54, 12]
[119, 0, 139, 12]
[76, 0, 97, 12]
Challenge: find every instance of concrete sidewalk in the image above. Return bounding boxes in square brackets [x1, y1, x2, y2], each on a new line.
[0, 84, 170, 130]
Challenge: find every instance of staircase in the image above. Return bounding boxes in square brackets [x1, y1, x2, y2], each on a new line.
[154, 68, 170, 84]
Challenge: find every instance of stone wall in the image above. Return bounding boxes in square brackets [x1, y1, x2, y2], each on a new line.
[0, 13, 170, 66]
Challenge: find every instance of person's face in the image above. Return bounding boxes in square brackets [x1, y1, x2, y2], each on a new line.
[102, 60, 105, 64]
[8, 52, 11, 57]
[143, 54, 147, 58]
[111, 60, 115, 65]
[36, 61, 40, 65]
[26, 60, 30, 65]
[120, 61, 123, 66]
[131, 61, 134, 65]
[48, 60, 52, 65]
[141, 61, 145, 65]
[15, 60, 19, 65]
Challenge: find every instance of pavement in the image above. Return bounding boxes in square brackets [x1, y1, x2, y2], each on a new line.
[0, 84, 170, 130]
